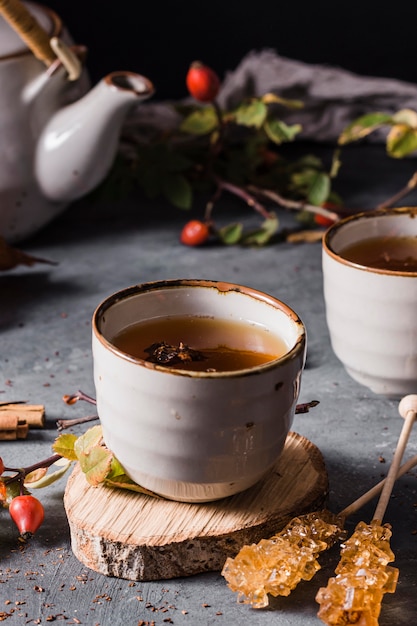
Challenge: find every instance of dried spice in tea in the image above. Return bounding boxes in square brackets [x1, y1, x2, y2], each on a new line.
[144, 341, 206, 366]
[111, 315, 288, 372]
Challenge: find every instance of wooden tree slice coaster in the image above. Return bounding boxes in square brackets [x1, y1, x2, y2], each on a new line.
[64, 431, 328, 581]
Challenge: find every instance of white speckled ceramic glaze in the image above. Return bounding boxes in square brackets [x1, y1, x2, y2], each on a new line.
[92, 279, 307, 502]
[322, 206, 417, 398]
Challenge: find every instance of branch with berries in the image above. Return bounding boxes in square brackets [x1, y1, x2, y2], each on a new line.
[95, 60, 350, 247]
[0, 453, 65, 540]
[94, 61, 417, 248]
[95, 57, 417, 246]
[0, 392, 320, 540]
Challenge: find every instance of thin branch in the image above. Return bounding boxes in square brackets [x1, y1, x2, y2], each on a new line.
[248, 185, 341, 222]
[212, 176, 273, 220]
[295, 400, 320, 414]
[62, 390, 97, 406]
[56, 414, 99, 431]
[4, 454, 62, 484]
[212, 100, 225, 149]
[377, 170, 417, 209]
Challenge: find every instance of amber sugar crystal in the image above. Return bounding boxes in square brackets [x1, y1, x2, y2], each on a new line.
[221, 510, 346, 609]
[315, 520, 399, 626]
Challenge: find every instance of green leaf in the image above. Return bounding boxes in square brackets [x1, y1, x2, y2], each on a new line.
[74, 425, 103, 458]
[107, 456, 129, 480]
[307, 172, 331, 206]
[180, 107, 218, 135]
[25, 458, 73, 489]
[70, 425, 113, 486]
[386, 124, 417, 158]
[261, 92, 304, 109]
[78, 446, 114, 487]
[241, 213, 279, 246]
[338, 112, 393, 144]
[330, 148, 342, 178]
[135, 143, 193, 201]
[162, 173, 193, 209]
[391, 108, 417, 127]
[52, 425, 159, 497]
[234, 100, 267, 128]
[53, 433, 78, 461]
[264, 119, 301, 144]
[296, 209, 316, 225]
[291, 154, 323, 170]
[135, 142, 195, 207]
[218, 222, 244, 245]
[290, 167, 330, 205]
[1, 478, 30, 507]
[104, 474, 161, 497]
[327, 190, 343, 206]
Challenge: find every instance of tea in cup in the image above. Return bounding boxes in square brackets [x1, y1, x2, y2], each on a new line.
[92, 279, 306, 502]
[322, 206, 417, 398]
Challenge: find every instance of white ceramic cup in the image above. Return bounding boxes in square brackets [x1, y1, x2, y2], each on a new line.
[92, 279, 306, 502]
[322, 207, 417, 398]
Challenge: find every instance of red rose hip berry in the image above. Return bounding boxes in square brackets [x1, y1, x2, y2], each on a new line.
[314, 201, 340, 227]
[180, 220, 210, 246]
[9, 494, 45, 539]
[314, 213, 336, 228]
[186, 61, 220, 102]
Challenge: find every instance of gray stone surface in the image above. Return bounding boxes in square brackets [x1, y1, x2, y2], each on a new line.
[1, 143, 416, 625]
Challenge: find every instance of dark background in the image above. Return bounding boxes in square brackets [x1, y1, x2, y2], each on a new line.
[43, 0, 417, 101]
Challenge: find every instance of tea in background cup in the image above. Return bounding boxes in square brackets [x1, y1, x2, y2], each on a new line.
[92, 279, 307, 502]
[322, 206, 417, 398]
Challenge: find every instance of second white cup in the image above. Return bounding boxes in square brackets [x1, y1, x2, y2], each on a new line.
[322, 206, 417, 398]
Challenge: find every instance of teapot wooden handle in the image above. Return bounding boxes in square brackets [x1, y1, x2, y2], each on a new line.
[0, 0, 56, 66]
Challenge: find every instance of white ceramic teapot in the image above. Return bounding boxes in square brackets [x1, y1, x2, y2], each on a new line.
[0, 1, 154, 242]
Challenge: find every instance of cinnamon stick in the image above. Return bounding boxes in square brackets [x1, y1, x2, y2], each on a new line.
[0, 414, 29, 439]
[0, 403, 45, 439]
[0, 403, 45, 428]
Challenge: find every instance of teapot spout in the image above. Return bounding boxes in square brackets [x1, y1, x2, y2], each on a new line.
[35, 72, 154, 202]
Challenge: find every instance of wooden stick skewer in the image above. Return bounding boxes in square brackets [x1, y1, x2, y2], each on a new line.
[339, 395, 417, 519]
[373, 394, 417, 523]
[340, 452, 417, 518]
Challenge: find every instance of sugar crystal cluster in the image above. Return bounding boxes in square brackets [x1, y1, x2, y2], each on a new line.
[221, 509, 345, 608]
[315, 519, 399, 626]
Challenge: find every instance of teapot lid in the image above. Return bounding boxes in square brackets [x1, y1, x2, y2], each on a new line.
[0, 1, 61, 58]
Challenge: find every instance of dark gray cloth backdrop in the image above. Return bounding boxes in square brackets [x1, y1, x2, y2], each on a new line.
[123, 50, 417, 146]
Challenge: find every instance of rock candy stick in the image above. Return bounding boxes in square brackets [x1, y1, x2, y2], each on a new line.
[221, 453, 417, 608]
[222, 398, 417, 610]
[315, 395, 417, 626]
[222, 508, 346, 609]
